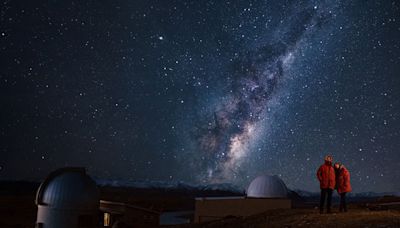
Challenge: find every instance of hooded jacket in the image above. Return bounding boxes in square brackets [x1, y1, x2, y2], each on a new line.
[317, 161, 336, 189]
[336, 166, 352, 193]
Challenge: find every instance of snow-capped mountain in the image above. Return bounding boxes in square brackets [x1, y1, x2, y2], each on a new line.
[95, 178, 243, 193]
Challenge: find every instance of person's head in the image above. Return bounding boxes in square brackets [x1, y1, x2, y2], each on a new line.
[334, 162, 341, 169]
[324, 155, 333, 163]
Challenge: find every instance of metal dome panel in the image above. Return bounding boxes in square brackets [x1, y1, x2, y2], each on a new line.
[36, 167, 99, 210]
[246, 175, 288, 198]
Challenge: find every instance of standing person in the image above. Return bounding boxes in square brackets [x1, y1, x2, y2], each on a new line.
[334, 162, 352, 212]
[316, 155, 336, 214]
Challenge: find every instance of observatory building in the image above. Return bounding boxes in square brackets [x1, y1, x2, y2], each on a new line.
[194, 175, 291, 223]
[35, 167, 160, 228]
[35, 167, 100, 228]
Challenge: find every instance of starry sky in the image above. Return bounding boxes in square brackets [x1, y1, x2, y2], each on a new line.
[1, 0, 399, 193]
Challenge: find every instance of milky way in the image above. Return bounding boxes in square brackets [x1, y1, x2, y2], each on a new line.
[184, 4, 333, 184]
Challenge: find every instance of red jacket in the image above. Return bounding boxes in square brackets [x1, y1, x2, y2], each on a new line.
[317, 162, 336, 189]
[336, 166, 352, 193]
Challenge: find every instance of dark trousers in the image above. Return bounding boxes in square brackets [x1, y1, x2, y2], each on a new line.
[320, 188, 333, 213]
[339, 192, 347, 212]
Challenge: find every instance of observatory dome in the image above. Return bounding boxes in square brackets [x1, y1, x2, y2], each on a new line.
[36, 167, 99, 209]
[246, 175, 288, 198]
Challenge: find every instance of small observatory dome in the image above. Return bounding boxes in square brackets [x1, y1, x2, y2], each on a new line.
[35, 167, 100, 228]
[246, 175, 288, 198]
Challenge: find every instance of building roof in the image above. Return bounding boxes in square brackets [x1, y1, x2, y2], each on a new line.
[100, 200, 160, 215]
[195, 196, 245, 201]
[246, 175, 288, 198]
[36, 167, 99, 210]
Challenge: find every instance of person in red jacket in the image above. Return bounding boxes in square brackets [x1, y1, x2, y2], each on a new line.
[317, 155, 336, 214]
[334, 162, 352, 212]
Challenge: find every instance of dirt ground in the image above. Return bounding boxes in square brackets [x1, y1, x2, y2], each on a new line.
[178, 207, 400, 228]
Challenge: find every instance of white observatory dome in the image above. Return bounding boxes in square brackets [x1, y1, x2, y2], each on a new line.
[246, 175, 288, 198]
[36, 167, 99, 209]
[35, 167, 100, 228]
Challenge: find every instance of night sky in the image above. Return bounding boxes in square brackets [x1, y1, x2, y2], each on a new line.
[1, 0, 399, 193]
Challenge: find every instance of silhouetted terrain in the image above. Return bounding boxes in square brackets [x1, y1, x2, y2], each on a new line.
[1, 181, 399, 227]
